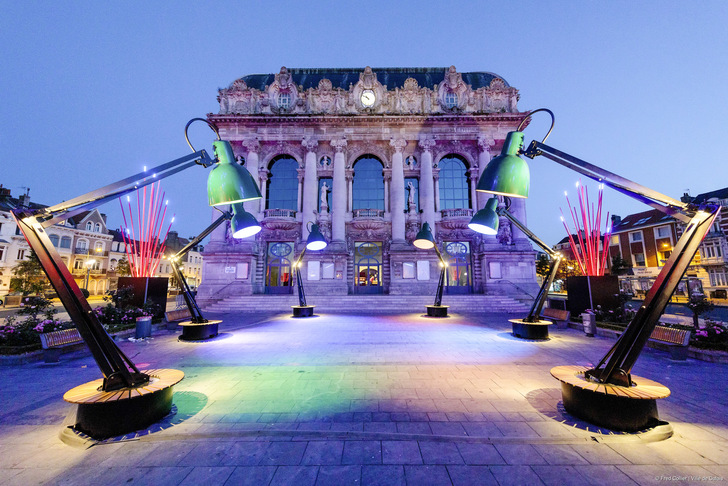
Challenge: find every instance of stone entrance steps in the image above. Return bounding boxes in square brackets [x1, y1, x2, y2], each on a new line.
[203, 294, 531, 314]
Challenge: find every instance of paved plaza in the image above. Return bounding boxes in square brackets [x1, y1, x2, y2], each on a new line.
[1, 309, 727, 485]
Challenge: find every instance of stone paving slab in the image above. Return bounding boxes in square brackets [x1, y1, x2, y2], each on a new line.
[0, 310, 727, 485]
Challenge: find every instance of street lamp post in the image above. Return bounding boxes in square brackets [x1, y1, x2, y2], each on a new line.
[84, 258, 96, 291]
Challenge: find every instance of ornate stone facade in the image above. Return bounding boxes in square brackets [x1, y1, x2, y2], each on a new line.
[198, 67, 537, 304]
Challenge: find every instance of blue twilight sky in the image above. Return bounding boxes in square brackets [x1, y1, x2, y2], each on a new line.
[1, 1, 727, 247]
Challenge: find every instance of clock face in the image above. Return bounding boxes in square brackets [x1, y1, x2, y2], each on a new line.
[361, 89, 376, 107]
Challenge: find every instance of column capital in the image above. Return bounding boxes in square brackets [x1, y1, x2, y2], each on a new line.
[390, 138, 407, 153]
[242, 137, 261, 153]
[331, 138, 348, 153]
[258, 169, 269, 181]
[418, 137, 436, 153]
[302, 136, 318, 152]
[477, 134, 495, 152]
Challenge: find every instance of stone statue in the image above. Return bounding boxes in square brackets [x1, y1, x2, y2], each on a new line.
[320, 182, 330, 212]
[407, 182, 416, 209]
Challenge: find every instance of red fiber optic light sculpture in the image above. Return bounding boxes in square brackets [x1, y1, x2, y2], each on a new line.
[560, 181, 612, 276]
[119, 181, 174, 278]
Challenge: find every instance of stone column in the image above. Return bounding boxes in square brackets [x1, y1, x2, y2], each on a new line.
[418, 138, 437, 234]
[433, 170, 441, 212]
[258, 171, 269, 215]
[468, 169, 479, 211]
[331, 138, 347, 242]
[477, 135, 495, 210]
[301, 138, 318, 239]
[383, 171, 391, 213]
[242, 138, 261, 216]
[346, 170, 354, 212]
[389, 138, 407, 242]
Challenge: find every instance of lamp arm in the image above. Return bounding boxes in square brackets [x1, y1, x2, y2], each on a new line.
[432, 244, 447, 307]
[523, 141, 692, 223]
[294, 247, 308, 307]
[39, 150, 215, 227]
[497, 207, 560, 258]
[170, 211, 232, 324]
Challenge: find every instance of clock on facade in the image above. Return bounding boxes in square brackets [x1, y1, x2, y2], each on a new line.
[360, 89, 376, 107]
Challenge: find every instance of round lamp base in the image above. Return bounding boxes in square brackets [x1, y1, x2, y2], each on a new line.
[179, 320, 221, 341]
[292, 306, 315, 318]
[425, 305, 449, 318]
[551, 365, 670, 432]
[63, 368, 184, 439]
[510, 319, 552, 340]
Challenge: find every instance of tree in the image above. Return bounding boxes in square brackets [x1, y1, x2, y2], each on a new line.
[116, 257, 131, 277]
[535, 253, 551, 278]
[610, 255, 632, 276]
[10, 250, 49, 296]
[555, 258, 583, 282]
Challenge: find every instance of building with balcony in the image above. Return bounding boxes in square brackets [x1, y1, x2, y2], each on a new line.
[198, 66, 538, 305]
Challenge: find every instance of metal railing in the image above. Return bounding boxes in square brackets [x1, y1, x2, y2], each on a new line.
[264, 208, 297, 218]
[353, 209, 385, 218]
[441, 208, 473, 218]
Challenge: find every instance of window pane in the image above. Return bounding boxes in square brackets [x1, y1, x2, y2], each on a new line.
[266, 157, 299, 210]
[438, 156, 469, 209]
[353, 157, 384, 210]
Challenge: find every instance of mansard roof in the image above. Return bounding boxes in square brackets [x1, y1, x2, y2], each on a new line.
[237, 68, 509, 91]
[690, 187, 728, 204]
[612, 209, 675, 233]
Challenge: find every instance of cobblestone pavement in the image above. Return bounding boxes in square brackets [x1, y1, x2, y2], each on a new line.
[1, 310, 727, 485]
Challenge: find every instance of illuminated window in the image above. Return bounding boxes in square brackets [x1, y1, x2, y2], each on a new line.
[609, 235, 619, 246]
[438, 155, 470, 209]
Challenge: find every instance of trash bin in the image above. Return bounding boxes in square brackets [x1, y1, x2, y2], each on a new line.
[581, 312, 596, 337]
[135, 316, 152, 339]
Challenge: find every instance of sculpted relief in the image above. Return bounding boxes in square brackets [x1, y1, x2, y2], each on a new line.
[217, 66, 519, 116]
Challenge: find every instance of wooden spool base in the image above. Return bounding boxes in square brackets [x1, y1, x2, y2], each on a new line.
[551, 365, 670, 432]
[179, 320, 221, 341]
[63, 368, 184, 439]
[292, 306, 315, 318]
[510, 319, 552, 340]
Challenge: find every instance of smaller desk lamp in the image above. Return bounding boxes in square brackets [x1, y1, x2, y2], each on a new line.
[470, 197, 563, 339]
[291, 223, 327, 317]
[414, 222, 449, 317]
[172, 204, 260, 340]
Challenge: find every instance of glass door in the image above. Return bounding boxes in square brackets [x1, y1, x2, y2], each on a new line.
[354, 241, 383, 294]
[265, 242, 293, 294]
[444, 241, 472, 294]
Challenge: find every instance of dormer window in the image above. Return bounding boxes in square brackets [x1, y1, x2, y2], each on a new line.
[86, 222, 93, 231]
[278, 92, 291, 110]
[95, 223, 102, 233]
[444, 92, 458, 109]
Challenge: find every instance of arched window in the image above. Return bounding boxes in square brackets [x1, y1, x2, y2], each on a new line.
[95, 223, 101, 233]
[353, 156, 384, 210]
[95, 241, 104, 253]
[266, 156, 299, 210]
[60, 236, 72, 249]
[109, 259, 117, 270]
[86, 222, 93, 231]
[48, 234, 60, 247]
[438, 155, 470, 209]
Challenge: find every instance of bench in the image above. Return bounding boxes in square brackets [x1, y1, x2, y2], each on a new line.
[165, 308, 192, 323]
[39, 328, 84, 363]
[649, 325, 691, 361]
[541, 308, 571, 329]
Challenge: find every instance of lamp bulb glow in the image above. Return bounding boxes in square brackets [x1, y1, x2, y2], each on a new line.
[564, 191, 567, 196]
[575, 181, 580, 187]
[171, 217, 175, 223]
[143, 166, 147, 172]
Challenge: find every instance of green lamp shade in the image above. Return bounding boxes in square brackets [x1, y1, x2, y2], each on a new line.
[230, 204, 261, 239]
[477, 131, 530, 198]
[306, 223, 327, 251]
[413, 222, 436, 249]
[468, 197, 499, 235]
[208, 140, 262, 207]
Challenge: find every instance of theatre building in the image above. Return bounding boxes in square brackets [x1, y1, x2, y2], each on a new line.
[197, 66, 538, 308]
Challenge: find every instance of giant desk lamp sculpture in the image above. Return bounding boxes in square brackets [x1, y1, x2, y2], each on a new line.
[476, 108, 719, 431]
[291, 222, 328, 317]
[469, 197, 563, 339]
[172, 204, 260, 340]
[10, 118, 261, 439]
[414, 223, 449, 317]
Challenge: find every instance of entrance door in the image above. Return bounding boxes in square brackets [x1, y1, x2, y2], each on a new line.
[444, 241, 472, 294]
[354, 241, 383, 294]
[265, 242, 294, 294]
